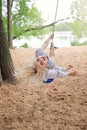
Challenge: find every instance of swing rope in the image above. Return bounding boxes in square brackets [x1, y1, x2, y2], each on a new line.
[51, 0, 59, 49]
[52, 0, 59, 34]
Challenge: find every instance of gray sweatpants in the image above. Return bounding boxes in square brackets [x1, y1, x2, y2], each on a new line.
[43, 66, 68, 81]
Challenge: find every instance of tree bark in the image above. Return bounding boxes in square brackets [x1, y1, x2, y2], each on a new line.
[7, 0, 13, 48]
[0, 17, 16, 84]
[0, 68, 2, 86]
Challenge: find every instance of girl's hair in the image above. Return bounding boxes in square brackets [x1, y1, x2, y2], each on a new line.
[15, 58, 46, 84]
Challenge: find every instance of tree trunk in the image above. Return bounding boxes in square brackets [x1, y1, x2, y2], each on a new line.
[0, 68, 2, 86]
[0, 17, 16, 84]
[7, 0, 13, 48]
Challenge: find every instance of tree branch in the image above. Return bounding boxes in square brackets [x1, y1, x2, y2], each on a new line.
[13, 17, 71, 39]
[11, 0, 14, 8]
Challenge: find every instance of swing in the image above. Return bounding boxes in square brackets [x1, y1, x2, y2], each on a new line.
[52, 0, 59, 35]
[43, 0, 59, 84]
[43, 79, 54, 83]
[51, 0, 59, 48]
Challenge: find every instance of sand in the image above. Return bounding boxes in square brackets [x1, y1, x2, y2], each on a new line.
[0, 46, 87, 130]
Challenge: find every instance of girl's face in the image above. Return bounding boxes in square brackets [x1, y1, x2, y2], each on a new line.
[36, 56, 48, 65]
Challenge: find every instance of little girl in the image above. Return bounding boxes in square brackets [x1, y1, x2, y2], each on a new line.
[15, 34, 78, 83]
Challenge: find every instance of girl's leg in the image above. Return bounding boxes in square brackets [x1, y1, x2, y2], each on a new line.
[46, 68, 68, 80]
[55, 66, 67, 72]
[55, 65, 73, 72]
[45, 67, 78, 80]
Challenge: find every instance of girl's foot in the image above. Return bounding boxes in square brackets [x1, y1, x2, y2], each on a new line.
[68, 70, 78, 76]
[67, 65, 73, 70]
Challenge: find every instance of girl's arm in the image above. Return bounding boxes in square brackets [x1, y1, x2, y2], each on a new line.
[41, 34, 54, 50]
[49, 42, 55, 57]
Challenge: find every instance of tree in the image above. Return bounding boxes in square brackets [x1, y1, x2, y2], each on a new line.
[2, 0, 47, 46]
[0, 0, 15, 85]
[54, 22, 71, 32]
[7, 0, 13, 48]
[70, 0, 87, 38]
[12, 0, 46, 38]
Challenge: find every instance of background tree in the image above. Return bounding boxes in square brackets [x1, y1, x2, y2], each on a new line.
[54, 22, 71, 32]
[70, 0, 87, 38]
[0, 0, 15, 85]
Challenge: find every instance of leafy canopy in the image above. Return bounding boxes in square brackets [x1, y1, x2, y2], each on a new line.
[70, 0, 87, 38]
[3, 0, 48, 39]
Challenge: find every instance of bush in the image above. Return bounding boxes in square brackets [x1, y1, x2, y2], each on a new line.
[71, 41, 87, 46]
[71, 41, 79, 46]
[79, 41, 87, 46]
[21, 43, 29, 48]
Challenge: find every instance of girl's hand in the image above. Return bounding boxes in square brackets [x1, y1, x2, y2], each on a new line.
[49, 34, 54, 39]
[35, 62, 46, 71]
